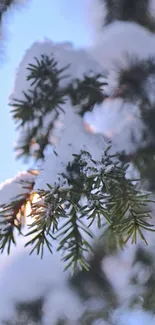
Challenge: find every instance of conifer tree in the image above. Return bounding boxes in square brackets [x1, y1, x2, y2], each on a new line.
[1, 0, 155, 324]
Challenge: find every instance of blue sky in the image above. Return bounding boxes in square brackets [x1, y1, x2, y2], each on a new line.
[0, 0, 91, 182]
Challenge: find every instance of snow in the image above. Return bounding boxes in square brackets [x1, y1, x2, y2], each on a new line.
[0, 171, 36, 206]
[144, 74, 155, 105]
[89, 20, 155, 78]
[35, 102, 106, 191]
[113, 308, 155, 325]
[33, 21, 155, 190]
[149, 0, 155, 18]
[10, 20, 155, 166]
[2, 1, 155, 324]
[0, 248, 84, 324]
[86, 0, 108, 42]
[83, 97, 145, 154]
[43, 286, 84, 325]
[0, 169, 84, 323]
[87, 0, 155, 42]
[9, 40, 101, 103]
[9, 39, 102, 157]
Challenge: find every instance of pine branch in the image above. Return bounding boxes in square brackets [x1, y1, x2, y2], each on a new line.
[103, 0, 155, 32]
[0, 0, 13, 21]
[67, 72, 108, 116]
[0, 169, 38, 253]
[7, 49, 155, 274]
[117, 56, 155, 101]
[4, 297, 44, 325]
[10, 54, 107, 161]
[21, 148, 155, 272]
[113, 56, 155, 190]
[71, 242, 118, 321]
[25, 187, 64, 258]
[128, 247, 155, 312]
[11, 54, 69, 160]
[0, 0, 28, 28]
[10, 53, 155, 192]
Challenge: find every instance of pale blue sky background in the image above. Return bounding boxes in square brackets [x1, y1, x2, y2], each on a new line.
[0, 0, 91, 183]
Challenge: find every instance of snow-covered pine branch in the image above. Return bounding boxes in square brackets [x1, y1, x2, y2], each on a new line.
[87, 0, 155, 41]
[0, 169, 37, 206]
[2, 1, 155, 323]
[0, 169, 38, 253]
[4, 21, 155, 270]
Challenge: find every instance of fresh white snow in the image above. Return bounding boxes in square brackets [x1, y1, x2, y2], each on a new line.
[1, 1, 155, 324]
[0, 171, 36, 205]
